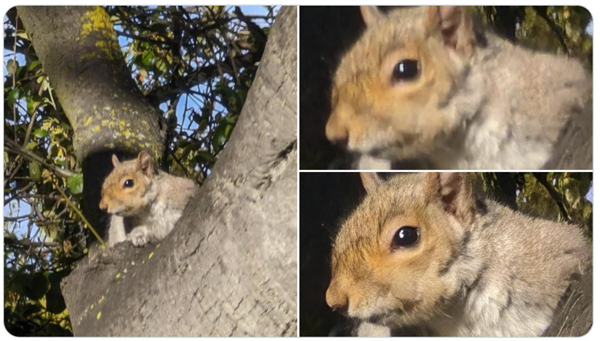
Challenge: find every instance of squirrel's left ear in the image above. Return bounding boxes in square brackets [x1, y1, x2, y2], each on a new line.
[424, 6, 477, 59]
[425, 173, 475, 224]
[360, 172, 384, 194]
[136, 151, 155, 178]
[111, 154, 121, 168]
[360, 6, 385, 27]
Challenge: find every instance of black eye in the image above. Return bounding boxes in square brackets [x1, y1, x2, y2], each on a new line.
[123, 179, 134, 188]
[392, 59, 420, 82]
[392, 226, 420, 248]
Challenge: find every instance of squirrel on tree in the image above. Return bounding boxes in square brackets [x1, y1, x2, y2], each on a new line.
[99, 151, 198, 247]
[326, 172, 592, 336]
[325, 6, 592, 170]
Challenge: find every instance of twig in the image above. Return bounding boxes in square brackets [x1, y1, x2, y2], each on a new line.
[533, 173, 572, 223]
[54, 185, 106, 247]
[12, 14, 19, 141]
[4, 137, 75, 178]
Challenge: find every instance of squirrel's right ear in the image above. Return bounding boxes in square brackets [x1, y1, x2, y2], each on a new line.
[111, 154, 121, 168]
[360, 172, 383, 194]
[360, 6, 384, 27]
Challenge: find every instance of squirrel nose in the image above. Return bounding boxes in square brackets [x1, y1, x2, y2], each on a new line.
[326, 283, 349, 315]
[325, 117, 349, 149]
[99, 199, 107, 211]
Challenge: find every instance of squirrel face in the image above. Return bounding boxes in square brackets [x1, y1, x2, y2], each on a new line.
[326, 7, 478, 161]
[99, 151, 157, 217]
[326, 173, 476, 327]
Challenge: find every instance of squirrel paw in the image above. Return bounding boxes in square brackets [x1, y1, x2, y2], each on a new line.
[129, 229, 149, 247]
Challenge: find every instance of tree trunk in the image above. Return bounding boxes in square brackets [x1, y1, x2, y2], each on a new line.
[18, 7, 168, 242]
[20, 6, 297, 336]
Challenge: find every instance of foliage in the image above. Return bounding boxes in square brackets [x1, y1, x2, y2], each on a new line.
[3, 6, 277, 335]
[475, 6, 592, 69]
[475, 173, 592, 238]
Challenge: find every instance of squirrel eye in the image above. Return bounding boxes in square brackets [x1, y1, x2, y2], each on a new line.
[392, 59, 420, 83]
[392, 226, 420, 248]
[123, 179, 134, 188]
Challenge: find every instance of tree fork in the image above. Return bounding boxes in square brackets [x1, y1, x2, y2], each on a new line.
[47, 7, 296, 336]
[19, 7, 168, 240]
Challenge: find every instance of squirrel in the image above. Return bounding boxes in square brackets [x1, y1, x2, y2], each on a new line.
[325, 172, 591, 336]
[325, 6, 592, 170]
[99, 151, 198, 247]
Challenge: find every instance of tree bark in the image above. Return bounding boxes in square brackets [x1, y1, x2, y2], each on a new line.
[18, 7, 168, 241]
[20, 6, 297, 336]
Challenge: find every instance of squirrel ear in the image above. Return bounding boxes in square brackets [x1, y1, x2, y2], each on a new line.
[360, 172, 384, 194]
[136, 151, 155, 178]
[111, 154, 121, 168]
[360, 6, 384, 27]
[425, 173, 475, 224]
[424, 6, 476, 58]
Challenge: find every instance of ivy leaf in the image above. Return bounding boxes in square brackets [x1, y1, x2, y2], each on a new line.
[29, 162, 42, 182]
[33, 128, 49, 138]
[7, 59, 18, 74]
[27, 97, 42, 114]
[28, 60, 40, 71]
[196, 151, 216, 163]
[67, 173, 84, 194]
[212, 121, 234, 151]
[7, 88, 20, 106]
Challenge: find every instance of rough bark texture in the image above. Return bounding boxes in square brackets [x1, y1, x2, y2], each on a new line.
[18, 7, 168, 241]
[18, 7, 166, 161]
[21, 6, 297, 336]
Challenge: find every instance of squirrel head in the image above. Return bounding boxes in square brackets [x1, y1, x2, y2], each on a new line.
[326, 6, 480, 161]
[99, 151, 158, 217]
[326, 172, 477, 327]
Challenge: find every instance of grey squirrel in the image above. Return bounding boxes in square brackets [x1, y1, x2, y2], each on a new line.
[326, 172, 591, 336]
[99, 151, 198, 247]
[325, 6, 592, 170]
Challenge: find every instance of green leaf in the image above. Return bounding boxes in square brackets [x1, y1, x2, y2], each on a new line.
[16, 30, 29, 40]
[33, 128, 48, 138]
[41, 78, 50, 91]
[196, 151, 216, 163]
[7, 59, 18, 74]
[25, 142, 37, 151]
[7, 88, 20, 106]
[27, 97, 42, 114]
[29, 161, 42, 182]
[67, 173, 84, 194]
[141, 50, 154, 67]
[212, 121, 234, 150]
[54, 157, 66, 166]
[28, 60, 40, 71]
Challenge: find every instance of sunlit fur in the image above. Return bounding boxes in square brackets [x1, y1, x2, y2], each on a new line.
[99, 152, 198, 247]
[327, 173, 591, 336]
